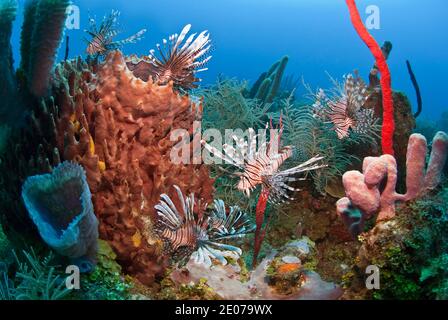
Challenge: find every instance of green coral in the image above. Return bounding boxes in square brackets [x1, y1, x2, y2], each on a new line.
[280, 98, 375, 194]
[201, 78, 270, 133]
[363, 187, 448, 300]
[1, 248, 72, 300]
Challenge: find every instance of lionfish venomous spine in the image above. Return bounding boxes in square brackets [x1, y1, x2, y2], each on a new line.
[85, 10, 146, 57]
[154, 186, 253, 267]
[146, 24, 212, 90]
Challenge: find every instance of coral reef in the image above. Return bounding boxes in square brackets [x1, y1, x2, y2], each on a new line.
[337, 131, 448, 237]
[46, 51, 214, 284]
[364, 91, 416, 187]
[0, 249, 72, 300]
[201, 79, 270, 132]
[345, 187, 448, 299]
[282, 96, 379, 194]
[21, 162, 99, 271]
[170, 238, 342, 300]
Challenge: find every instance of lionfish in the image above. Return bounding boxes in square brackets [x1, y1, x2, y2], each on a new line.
[145, 24, 212, 90]
[312, 73, 377, 139]
[84, 10, 146, 57]
[202, 120, 326, 204]
[154, 186, 253, 267]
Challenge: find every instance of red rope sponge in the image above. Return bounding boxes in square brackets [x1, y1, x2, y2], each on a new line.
[346, 0, 395, 155]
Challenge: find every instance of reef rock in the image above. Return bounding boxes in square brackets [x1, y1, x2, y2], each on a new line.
[171, 238, 342, 300]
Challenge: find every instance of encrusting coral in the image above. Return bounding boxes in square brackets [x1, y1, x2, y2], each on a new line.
[337, 131, 448, 237]
[21, 162, 99, 272]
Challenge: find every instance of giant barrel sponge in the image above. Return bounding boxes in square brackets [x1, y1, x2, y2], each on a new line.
[21, 161, 99, 272]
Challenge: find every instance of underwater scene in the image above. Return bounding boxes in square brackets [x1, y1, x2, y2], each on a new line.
[0, 0, 447, 303]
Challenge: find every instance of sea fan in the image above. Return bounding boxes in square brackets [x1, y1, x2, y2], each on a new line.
[146, 24, 212, 90]
[154, 186, 253, 267]
[281, 96, 378, 194]
[200, 78, 271, 132]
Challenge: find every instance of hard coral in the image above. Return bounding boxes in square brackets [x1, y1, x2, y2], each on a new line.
[337, 132, 448, 237]
[40, 51, 214, 284]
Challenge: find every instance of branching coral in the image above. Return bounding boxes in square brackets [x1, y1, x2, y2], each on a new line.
[337, 132, 448, 237]
[155, 185, 254, 268]
[43, 51, 213, 284]
[1, 249, 72, 300]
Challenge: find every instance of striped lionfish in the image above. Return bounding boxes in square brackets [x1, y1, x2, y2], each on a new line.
[154, 186, 254, 267]
[312, 73, 378, 139]
[84, 10, 146, 57]
[202, 121, 326, 204]
[145, 24, 212, 90]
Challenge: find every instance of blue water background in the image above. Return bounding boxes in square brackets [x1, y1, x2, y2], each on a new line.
[10, 0, 448, 121]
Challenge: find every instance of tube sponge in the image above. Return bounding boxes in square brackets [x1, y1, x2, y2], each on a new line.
[0, 0, 18, 121]
[26, 0, 70, 97]
[248, 56, 289, 103]
[20, 0, 39, 75]
[22, 161, 99, 272]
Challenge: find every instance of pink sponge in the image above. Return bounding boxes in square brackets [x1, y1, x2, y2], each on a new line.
[337, 132, 448, 237]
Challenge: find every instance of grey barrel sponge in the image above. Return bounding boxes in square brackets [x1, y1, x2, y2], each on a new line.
[21, 161, 99, 272]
